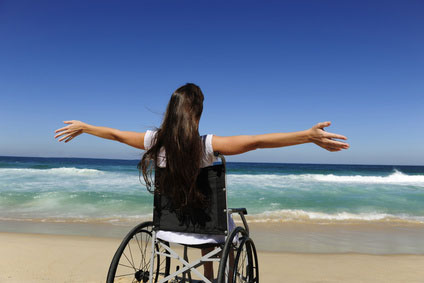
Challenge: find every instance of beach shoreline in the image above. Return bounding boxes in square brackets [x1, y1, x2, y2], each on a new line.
[2, 219, 424, 254]
[1, 231, 424, 283]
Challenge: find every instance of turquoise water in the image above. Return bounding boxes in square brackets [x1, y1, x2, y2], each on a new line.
[1, 156, 424, 225]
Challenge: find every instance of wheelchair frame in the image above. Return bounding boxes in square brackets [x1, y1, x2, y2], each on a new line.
[107, 155, 259, 283]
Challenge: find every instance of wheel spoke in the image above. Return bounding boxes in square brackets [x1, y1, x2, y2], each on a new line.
[240, 247, 247, 281]
[108, 223, 170, 283]
[115, 272, 136, 278]
[128, 238, 136, 271]
[119, 262, 135, 269]
[133, 233, 142, 269]
[123, 251, 137, 271]
[142, 231, 150, 270]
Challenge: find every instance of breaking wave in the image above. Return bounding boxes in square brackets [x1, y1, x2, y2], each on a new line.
[246, 209, 424, 224]
[228, 170, 424, 187]
[0, 167, 104, 176]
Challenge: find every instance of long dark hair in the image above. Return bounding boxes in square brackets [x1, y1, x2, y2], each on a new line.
[139, 83, 205, 211]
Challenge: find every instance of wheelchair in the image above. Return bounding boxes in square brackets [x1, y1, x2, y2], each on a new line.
[106, 154, 259, 283]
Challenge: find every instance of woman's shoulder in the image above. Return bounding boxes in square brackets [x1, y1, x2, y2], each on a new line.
[200, 134, 217, 167]
[144, 130, 157, 150]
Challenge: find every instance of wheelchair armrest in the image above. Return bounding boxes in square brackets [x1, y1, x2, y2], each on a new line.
[228, 207, 249, 235]
[228, 208, 248, 215]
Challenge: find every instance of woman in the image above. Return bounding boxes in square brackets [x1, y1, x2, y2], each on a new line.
[54, 83, 349, 279]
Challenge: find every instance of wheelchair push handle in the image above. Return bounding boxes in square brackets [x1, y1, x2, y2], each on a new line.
[214, 152, 226, 168]
[228, 208, 250, 235]
[214, 153, 250, 235]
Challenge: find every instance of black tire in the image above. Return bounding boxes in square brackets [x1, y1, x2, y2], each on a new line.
[106, 221, 170, 283]
[247, 239, 259, 283]
[232, 238, 259, 283]
[217, 226, 250, 283]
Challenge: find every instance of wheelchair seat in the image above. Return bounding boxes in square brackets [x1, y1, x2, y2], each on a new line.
[107, 154, 259, 283]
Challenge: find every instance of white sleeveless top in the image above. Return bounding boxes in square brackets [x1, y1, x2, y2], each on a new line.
[144, 130, 235, 245]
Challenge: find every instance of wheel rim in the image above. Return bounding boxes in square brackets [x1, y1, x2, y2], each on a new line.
[218, 226, 249, 283]
[112, 227, 170, 282]
[248, 239, 259, 283]
[232, 238, 251, 283]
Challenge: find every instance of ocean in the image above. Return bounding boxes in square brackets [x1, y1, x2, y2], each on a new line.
[1, 156, 424, 254]
[1, 156, 424, 225]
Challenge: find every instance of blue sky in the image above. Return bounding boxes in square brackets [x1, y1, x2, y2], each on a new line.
[1, 0, 423, 164]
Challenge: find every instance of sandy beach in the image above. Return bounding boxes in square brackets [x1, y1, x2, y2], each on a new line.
[1, 231, 424, 283]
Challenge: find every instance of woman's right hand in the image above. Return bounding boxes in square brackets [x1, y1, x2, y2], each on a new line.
[54, 120, 87, 143]
[308, 121, 349, 152]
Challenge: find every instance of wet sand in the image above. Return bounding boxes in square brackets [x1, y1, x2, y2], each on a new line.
[2, 220, 424, 254]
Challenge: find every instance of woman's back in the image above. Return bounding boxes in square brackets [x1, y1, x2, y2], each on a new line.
[140, 84, 208, 212]
[143, 130, 216, 169]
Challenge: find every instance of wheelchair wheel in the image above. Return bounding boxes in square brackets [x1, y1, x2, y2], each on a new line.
[106, 221, 170, 283]
[217, 226, 259, 283]
[233, 238, 259, 283]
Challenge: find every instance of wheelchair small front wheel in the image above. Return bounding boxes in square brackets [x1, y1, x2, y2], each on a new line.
[106, 221, 170, 283]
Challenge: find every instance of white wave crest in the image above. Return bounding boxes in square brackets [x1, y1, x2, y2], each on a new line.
[246, 209, 424, 224]
[0, 167, 144, 192]
[228, 170, 424, 187]
[312, 170, 424, 184]
[0, 167, 104, 176]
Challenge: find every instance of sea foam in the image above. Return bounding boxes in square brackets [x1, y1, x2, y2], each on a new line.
[228, 170, 424, 187]
[0, 167, 103, 176]
[2, 167, 424, 186]
[1, 162, 424, 225]
[246, 209, 424, 224]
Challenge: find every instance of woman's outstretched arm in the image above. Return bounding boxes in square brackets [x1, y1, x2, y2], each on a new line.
[54, 120, 146, 149]
[212, 121, 349, 155]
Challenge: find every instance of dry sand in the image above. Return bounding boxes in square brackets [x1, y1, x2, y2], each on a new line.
[1, 232, 424, 282]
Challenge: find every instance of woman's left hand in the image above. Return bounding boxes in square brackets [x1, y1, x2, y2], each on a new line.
[54, 120, 86, 143]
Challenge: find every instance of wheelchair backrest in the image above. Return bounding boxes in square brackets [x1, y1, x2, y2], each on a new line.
[153, 157, 228, 235]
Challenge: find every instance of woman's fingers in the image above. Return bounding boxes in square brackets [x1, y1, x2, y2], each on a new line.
[55, 121, 75, 134]
[316, 122, 347, 140]
[55, 128, 77, 139]
[68, 131, 82, 142]
[54, 125, 70, 134]
[64, 135, 77, 143]
[326, 139, 349, 149]
[58, 130, 81, 142]
[311, 122, 349, 151]
[325, 132, 347, 140]
[55, 120, 83, 142]
[58, 133, 74, 142]
[54, 130, 71, 139]
[316, 143, 337, 152]
[315, 139, 348, 151]
[316, 121, 331, 129]
[324, 147, 340, 152]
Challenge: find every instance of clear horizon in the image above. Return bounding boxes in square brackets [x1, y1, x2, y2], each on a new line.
[1, 0, 423, 165]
